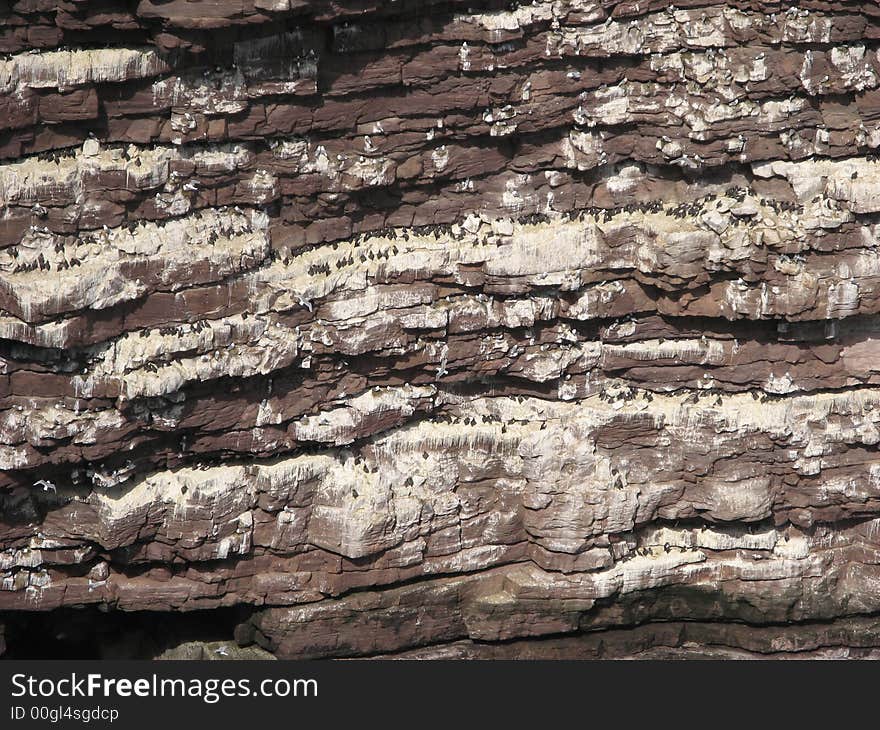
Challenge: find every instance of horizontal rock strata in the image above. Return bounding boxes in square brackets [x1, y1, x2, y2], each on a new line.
[3, 0, 880, 658]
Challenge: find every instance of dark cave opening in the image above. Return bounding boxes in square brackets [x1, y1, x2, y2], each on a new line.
[1, 606, 252, 659]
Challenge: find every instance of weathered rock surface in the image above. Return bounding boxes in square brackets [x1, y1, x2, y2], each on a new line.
[3, 0, 880, 658]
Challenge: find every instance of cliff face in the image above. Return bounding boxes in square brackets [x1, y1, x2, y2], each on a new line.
[3, 0, 880, 659]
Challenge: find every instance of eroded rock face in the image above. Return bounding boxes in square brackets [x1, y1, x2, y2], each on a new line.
[3, 0, 880, 658]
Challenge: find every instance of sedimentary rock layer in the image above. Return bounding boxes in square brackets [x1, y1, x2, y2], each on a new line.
[3, 0, 880, 658]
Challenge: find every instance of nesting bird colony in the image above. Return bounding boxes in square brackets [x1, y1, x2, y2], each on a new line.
[3, 0, 880, 658]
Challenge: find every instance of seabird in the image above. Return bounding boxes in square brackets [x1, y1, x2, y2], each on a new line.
[34, 479, 56, 493]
